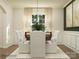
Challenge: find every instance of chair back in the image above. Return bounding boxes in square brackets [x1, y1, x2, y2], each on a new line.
[53, 31, 59, 38]
[30, 31, 45, 57]
[16, 30, 26, 44]
[51, 30, 60, 43]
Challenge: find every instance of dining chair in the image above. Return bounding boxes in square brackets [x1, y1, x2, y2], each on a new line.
[30, 31, 45, 57]
[46, 30, 60, 53]
[16, 30, 30, 54]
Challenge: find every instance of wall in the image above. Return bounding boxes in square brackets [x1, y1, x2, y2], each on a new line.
[52, 8, 64, 44]
[12, 8, 53, 44]
[62, 0, 79, 54]
[0, 7, 5, 48]
[12, 8, 64, 44]
[24, 8, 32, 32]
[24, 8, 53, 32]
[0, 0, 14, 48]
[13, 8, 24, 44]
[63, 31, 79, 54]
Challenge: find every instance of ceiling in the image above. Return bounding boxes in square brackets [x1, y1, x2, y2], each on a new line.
[8, 0, 71, 8]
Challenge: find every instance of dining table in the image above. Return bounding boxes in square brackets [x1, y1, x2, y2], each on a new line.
[25, 32, 52, 41]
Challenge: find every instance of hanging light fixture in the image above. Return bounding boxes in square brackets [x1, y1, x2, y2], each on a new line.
[37, 0, 39, 23]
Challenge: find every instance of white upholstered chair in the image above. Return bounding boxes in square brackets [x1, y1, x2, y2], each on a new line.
[16, 30, 30, 54]
[46, 30, 60, 53]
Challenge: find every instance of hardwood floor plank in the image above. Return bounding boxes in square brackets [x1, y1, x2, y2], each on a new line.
[58, 45, 79, 59]
[0, 44, 79, 59]
[0, 45, 18, 59]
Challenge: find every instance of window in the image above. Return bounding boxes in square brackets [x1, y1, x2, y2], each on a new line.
[32, 15, 45, 31]
[32, 15, 45, 24]
[64, 0, 79, 31]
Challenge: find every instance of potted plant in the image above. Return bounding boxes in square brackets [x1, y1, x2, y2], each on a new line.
[32, 23, 45, 31]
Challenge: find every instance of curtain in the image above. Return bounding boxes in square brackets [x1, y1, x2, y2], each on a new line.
[24, 8, 52, 32]
[24, 8, 32, 32]
[44, 8, 52, 32]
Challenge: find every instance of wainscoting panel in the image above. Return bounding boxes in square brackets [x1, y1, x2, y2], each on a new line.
[63, 31, 79, 54]
[76, 36, 79, 51]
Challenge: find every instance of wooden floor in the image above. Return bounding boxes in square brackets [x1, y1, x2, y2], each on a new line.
[0, 45, 18, 59]
[58, 45, 79, 59]
[0, 45, 79, 59]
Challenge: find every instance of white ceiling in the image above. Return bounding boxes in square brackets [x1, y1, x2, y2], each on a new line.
[8, 0, 71, 8]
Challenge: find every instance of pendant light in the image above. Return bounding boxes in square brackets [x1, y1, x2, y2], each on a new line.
[37, 0, 39, 23]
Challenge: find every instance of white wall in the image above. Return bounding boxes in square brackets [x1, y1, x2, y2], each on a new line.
[52, 8, 64, 44]
[63, 31, 79, 54]
[24, 8, 32, 32]
[62, 1, 79, 54]
[0, 7, 5, 48]
[0, 0, 14, 48]
[13, 8, 24, 44]
[12, 8, 64, 45]
[24, 8, 53, 32]
[52, 8, 79, 54]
